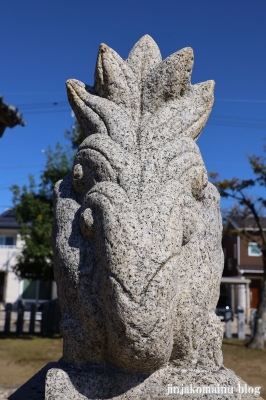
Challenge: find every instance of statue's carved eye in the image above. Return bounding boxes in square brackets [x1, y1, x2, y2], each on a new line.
[73, 164, 83, 180]
[190, 166, 208, 200]
[80, 207, 95, 240]
[182, 207, 196, 246]
[72, 163, 94, 194]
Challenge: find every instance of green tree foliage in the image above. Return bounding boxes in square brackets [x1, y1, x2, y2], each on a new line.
[210, 144, 266, 350]
[11, 182, 54, 280]
[11, 123, 84, 281]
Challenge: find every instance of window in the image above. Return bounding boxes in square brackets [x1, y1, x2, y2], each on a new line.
[22, 279, 52, 301]
[227, 258, 233, 270]
[0, 272, 5, 302]
[248, 242, 262, 257]
[233, 243, 237, 259]
[22, 280, 37, 300]
[0, 236, 16, 248]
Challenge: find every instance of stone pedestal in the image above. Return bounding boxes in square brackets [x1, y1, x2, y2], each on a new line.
[45, 364, 263, 400]
[9, 362, 264, 400]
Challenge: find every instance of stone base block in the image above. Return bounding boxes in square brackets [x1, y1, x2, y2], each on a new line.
[8, 362, 264, 400]
[44, 362, 264, 400]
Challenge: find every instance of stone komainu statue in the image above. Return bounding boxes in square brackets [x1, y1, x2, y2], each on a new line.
[53, 35, 223, 372]
[9, 35, 262, 400]
[51, 36, 263, 400]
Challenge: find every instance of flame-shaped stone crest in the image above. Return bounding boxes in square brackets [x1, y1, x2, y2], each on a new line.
[53, 36, 224, 375]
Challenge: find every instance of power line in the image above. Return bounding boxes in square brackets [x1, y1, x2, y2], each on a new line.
[19, 110, 266, 129]
[0, 165, 44, 169]
[0, 177, 41, 189]
[208, 120, 266, 130]
[212, 115, 266, 122]
[17, 101, 68, 109]
[3, 92, 66, 95]
[23, 108, 71, 115]
[4, 97, 266, 130]
[216, 98, 266, 104]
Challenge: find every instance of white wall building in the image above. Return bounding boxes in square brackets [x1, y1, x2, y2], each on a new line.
[0, 209, 22, 307]
[0, 209, 56, 310]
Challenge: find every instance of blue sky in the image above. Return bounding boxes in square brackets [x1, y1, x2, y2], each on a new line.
[1, 0, 266, 214]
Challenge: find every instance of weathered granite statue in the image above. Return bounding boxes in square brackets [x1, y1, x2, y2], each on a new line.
[23, 36, 263, 399]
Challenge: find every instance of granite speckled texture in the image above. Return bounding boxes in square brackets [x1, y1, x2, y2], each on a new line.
[45, 363, 264, 399]
[46, 35, 263, 399]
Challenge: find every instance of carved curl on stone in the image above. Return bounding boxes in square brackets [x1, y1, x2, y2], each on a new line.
[53, 35, 223, 373]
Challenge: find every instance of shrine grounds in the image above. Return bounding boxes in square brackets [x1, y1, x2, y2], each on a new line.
[0, 336, 265, 399]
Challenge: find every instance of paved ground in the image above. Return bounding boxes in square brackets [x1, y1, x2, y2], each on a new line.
[0, 387, 17, 400]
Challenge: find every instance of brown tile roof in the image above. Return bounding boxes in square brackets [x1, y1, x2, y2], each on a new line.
[239, 265, 264, 272]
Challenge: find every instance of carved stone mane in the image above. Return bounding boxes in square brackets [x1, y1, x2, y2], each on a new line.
[55, 35, 222, 371]
[50, 36, 260, 399]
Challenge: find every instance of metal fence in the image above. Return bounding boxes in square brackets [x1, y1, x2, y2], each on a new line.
[223, 306, 266, 340]
[1, 301, 265, 339]
[0, 300, 61, 335]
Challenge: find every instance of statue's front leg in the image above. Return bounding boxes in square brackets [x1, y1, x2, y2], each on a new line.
[53, 175, 106, 366]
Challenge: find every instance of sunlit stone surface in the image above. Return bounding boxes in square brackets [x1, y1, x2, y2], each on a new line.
[47, 36, 263, 399]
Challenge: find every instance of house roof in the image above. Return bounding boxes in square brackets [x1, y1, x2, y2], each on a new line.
[0, 96, 25, 137]
[228, 216, 266, 230]
[238, 265, 264, 273]
[0, 209, 20, 229]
